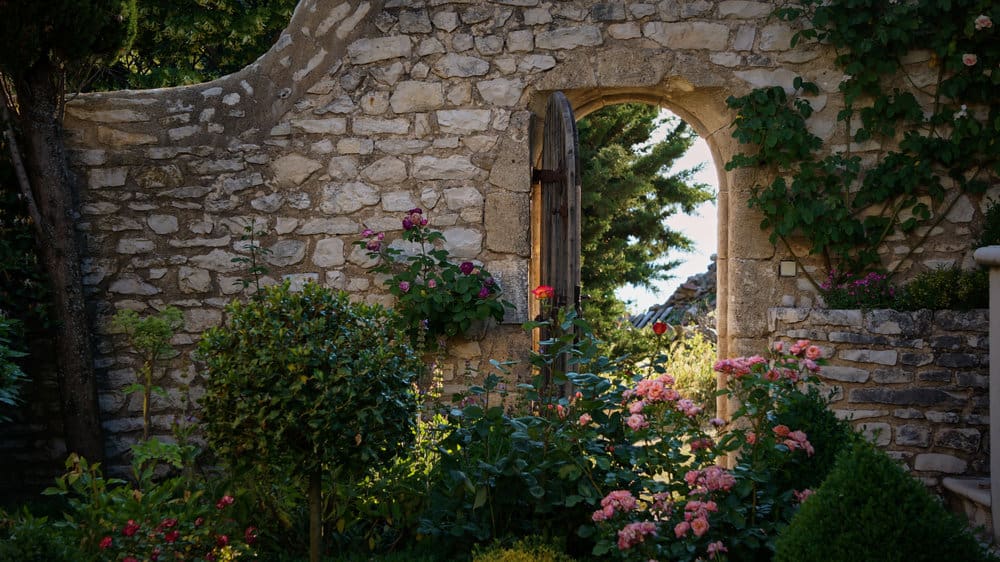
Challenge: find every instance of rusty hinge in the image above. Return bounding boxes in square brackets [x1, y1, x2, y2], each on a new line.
[532, 167, 563, 183]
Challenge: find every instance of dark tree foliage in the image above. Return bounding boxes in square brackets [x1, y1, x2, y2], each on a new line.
[0, 0, 138, 460]
[579, 104, 713, 294]
[577, 104, 714, 356]
[92, 0, 299, 90]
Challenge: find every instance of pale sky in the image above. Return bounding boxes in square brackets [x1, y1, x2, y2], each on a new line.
[614, 110, 719, 314]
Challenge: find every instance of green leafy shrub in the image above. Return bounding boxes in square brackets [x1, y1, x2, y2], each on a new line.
[111, 306, 183, 439]
[896, 267, 988, 310]
[473, 537, 576, 562]
[664, 329, 718, 419]
[0, 508, 73, 562]
[199, 282, 423, 561]
[774, 440, 994, 562]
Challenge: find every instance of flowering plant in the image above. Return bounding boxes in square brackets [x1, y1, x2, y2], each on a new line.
[357, 209, 510, 348]
[819, 270, 896, 309]
[421, 306, 850, 562]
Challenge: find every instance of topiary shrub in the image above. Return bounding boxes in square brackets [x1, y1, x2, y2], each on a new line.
[199, 282, 423, 562]
[768, 385, 857, 493]
[896, 266, 988, 311]
[774, 440, 994, 562]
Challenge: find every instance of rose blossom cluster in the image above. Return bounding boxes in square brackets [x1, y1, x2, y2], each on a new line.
[617, 520, 658, 550]
[621, 373, 706, 430]
[401, 207, 428, 230]
[592, 490, 638, 522]
[773, 424, 815, 456]
[684, 466, 736, 496]
[673, 499, 717, 538]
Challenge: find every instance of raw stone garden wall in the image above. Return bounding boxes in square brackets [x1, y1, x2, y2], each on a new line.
[1, 0, 996, 484]
[770, 307, 989, 485]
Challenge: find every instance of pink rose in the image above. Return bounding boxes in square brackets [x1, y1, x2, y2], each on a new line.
[963, 53, 978, 66]
[975, 15, 992, 30]
[691, 516, 710, 537]
[707, 541, 728, 559]
[578, 413, 592, 426]
[674, 521, 690, 538]
[805, 345, 822, 360]
[626, 413, 648, 431]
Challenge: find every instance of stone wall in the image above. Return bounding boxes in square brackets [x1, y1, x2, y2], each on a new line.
[770, 307, 989, 485]
[4, 0, 992, 477]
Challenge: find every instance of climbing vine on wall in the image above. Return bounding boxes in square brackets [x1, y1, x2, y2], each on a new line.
[725, 0, 999, 285]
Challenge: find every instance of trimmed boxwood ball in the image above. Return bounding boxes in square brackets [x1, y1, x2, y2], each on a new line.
[198, 281, 423, 561]
[774, 440, 994, 562]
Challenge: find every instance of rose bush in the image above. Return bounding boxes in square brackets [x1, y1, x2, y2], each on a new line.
[357, 209, 510, 349]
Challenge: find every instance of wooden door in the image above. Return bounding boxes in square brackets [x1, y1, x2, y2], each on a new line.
[534, 91, 581, 395]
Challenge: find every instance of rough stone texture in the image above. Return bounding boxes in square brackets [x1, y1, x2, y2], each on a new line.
[41, 0, 992, 483]
[771, 307, 988, 484]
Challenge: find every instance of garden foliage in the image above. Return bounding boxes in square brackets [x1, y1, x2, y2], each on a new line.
[727, 0, 998, 282]
[775, 440, 995, 562]
[357, 209, 509, 349]
[0, 313, 28, 423]
[198, 281, 423, 560]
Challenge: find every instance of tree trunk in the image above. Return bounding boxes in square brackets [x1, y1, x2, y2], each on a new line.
[309, 469, 323, 562]
[10, 59, 104, 461]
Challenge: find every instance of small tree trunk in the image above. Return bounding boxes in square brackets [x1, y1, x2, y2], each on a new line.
[10, 59, 104, 461]
[309, 469, 322, 562]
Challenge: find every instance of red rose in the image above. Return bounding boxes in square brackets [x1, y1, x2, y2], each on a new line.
[99, 536, 113, 549]
[652, 321, 668, 335]
[531, 285, 555, 300]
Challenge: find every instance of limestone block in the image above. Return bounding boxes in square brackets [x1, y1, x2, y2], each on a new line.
[347, 36, 412, 64]
[296, 217, 358, 235]
[399, 9, 432, 33]
[389, 81, 444, 113]
[485, 192, 529, 256]
[97, 126, 156, 146]
[488, 258, 529, 323]
[89, 167, 128, 188]
[464, 135, 498, 152]
[335, 2, 370, 39]
[412, 156, 480, 180]
[608, 22, 641, 39]
[109, 275, 160, 295]
[117, 238, 154, 254]
[595, 48, 670, 86]
[517, 54, 557, 73]
[321, 182, 380, 214]
[190, 250, 245, 272]
[437, 109, 491, 134]
[821, 365, 870, 383]
[718, 1, 772, 18]
[190, 159, 244, 175]
[251, 193, 283, 213]
[535, 26, 603, 50]
[353, 117, 410, 135]
[444, 187, 484, 210]
[643, 22, 729, 50]
[734, 68, 799, 92]
[336, 138, 374, 155]
[733, 25, 756, 50]
[168, 236, 231, 248]
[896, 425, 931, 447]
[348, 245, 379, 268]
[376, 139, 431, 154]
[591, 2, 626, 21]
[507, 29, 533, 52]
[74, 149, 108, 166]
[523, 7, 551, 25]
[290, 118, 347, 134]
[759, 24, 795, 51]
[312, 238, 346, 268]
[838, 349, 898, 366]
[475, 35, 505, 56]
[370, 61, 404, 86]
[271, 154, 321, 187]
[382, 191, 418, 212]
[913, 453, 968, 474]
[431, 11, 458, 31]
[361, 156, 408, 184]
[146, 215, 178, 234]
[476, 78, 524, 106]
[681, 0, 712, 16]
[184, 309, 222, 332]
[66, 107, 150, 123]
[487, 136, 529, 193]
[946, 195, 975, 223]
[935, 429, 981, 453]
[178, 267, 211, 293]
[433, 53, 490, 77]
[83, 201, 120, 215]
[452, 33, 474, 52]
[265, 240, 307, 267]
[442, 227, 483, 258]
